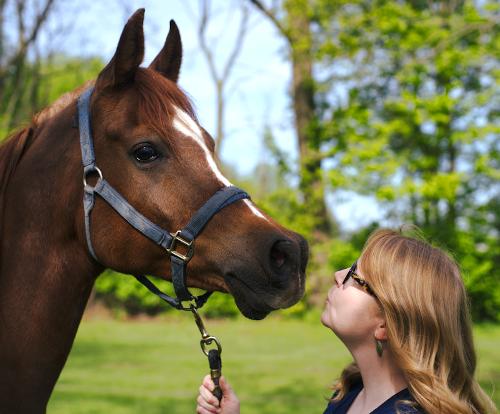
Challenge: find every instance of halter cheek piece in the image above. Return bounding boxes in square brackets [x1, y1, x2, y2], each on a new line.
[77, 87, 250, 310]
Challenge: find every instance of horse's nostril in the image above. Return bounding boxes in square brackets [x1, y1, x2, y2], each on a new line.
[268, 238, 302, 290]
[270, 240, 294, 270]
[271, 245, 287, 268]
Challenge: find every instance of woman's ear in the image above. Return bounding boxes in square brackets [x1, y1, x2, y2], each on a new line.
[374, 320, 388, 341]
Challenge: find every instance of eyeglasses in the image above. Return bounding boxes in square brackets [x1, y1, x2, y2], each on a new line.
[342, 261, 376, 297]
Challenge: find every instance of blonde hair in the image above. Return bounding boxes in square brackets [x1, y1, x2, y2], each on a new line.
[332, 228, 497, 414]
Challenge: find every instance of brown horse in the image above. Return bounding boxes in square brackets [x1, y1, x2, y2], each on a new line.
[0, 9, 307, 413]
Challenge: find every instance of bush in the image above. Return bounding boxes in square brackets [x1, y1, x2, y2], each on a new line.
[94, 270, 175, 316]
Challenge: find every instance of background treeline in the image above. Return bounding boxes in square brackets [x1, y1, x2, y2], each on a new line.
[1, 0, 498, 322]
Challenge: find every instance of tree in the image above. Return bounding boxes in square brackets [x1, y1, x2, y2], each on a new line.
[186, 0, 249, 155]
[0, 0, 56, 135]
[245, 0, 499, 320]
[248, 0, 332, 234]
[316, 0, 499, 320]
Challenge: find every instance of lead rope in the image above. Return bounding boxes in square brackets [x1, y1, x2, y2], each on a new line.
[133, 275, 223, 402]
[190, 305, 223, 401]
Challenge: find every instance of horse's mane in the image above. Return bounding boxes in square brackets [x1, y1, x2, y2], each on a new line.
[0, 126, 35, 254]
[0, 127, 34, 193]
[0, 82, 87, 252]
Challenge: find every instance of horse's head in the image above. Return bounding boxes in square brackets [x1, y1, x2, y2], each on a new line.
[80, 9, 308, 319]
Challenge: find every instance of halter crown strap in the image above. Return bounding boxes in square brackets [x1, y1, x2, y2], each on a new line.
[77, 87, 96, 171]
[77, 87, 250, 309]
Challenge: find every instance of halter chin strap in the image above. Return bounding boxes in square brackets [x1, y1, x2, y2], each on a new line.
[77, 87, 250, 310]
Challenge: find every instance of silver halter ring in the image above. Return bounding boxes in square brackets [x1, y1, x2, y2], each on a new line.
[83, 166, 103, 191]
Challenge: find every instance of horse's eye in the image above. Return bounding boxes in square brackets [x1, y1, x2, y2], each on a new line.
[133, 144, 159, 163]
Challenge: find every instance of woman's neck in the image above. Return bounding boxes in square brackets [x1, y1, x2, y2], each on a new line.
[349, 342, 408, 412]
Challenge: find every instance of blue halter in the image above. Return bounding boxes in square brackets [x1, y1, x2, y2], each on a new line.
[77, 87, 250, 310]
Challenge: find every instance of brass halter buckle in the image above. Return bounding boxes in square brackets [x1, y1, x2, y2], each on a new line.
[167, 230, 194, 262]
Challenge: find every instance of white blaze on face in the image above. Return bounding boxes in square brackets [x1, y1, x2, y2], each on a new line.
[172, 107, 230, 186]
[172, 107, 268, 222]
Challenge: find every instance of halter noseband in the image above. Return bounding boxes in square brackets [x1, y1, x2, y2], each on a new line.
[77, 87, 249, 310]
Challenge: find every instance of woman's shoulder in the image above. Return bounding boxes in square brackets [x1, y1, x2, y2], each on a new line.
[323, 386, 423, 414]
[322, 382, 363, 414]
[373, 388, 423, 414]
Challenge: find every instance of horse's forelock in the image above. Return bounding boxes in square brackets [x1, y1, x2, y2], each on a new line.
[134, 69, 197, 146]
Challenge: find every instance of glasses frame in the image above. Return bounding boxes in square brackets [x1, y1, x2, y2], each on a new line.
[342, 261, 376, 297]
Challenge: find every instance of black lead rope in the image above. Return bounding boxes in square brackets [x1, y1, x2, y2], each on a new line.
[208, 349, 223, 401]
[133, 274, 223, 402]
[133, 274, 212, 310]
[191, 305, 223, 402]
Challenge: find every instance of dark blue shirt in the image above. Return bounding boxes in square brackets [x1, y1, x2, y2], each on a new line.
[323, 382, 421, 413]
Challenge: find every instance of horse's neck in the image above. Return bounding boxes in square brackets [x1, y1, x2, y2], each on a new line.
[0, 104, 101, 412]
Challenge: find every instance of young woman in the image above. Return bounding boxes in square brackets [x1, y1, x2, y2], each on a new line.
[196, 229, 497, 414]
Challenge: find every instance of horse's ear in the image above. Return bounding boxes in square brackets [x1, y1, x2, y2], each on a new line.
[149, 20, 182, 83]
[95, 8, 145, 91]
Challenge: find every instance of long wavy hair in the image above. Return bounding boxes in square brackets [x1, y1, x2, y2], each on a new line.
[332, 228, 497, 414]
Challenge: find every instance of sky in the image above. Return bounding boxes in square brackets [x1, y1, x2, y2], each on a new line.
[33, 0, 383, 231]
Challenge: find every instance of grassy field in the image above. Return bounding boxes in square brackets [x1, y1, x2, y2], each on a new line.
[48, 315, 500, 413]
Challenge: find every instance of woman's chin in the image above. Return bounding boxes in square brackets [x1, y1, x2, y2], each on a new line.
[320, 310, 331, 328]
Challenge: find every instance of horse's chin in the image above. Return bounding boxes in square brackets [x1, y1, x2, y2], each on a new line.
[223, 274, 280, 320]
[232, 295, 273, 320]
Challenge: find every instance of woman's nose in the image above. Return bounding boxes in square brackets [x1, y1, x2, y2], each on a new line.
[334, 267, 350, 288]
[333, 271, 342, 288]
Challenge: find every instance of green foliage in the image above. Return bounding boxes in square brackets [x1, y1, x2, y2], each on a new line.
[199, 292, 239, 319]
[327, 236, 362, 272]
[95, 271, 239, 318]
[259, 188, 320, 240]
[95, 271, 174, 316]
[313, 0, 500, 321]
[38, 56, 103, 106]
[457, 215, 500, 322]
[1, 55, 103, 138]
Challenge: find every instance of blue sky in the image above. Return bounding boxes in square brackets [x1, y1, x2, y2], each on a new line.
[35, 0, 383, 231]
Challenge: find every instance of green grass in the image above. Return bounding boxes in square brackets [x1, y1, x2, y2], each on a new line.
[48, 316, 500, 413]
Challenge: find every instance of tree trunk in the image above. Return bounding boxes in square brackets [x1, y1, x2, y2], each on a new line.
[215, 79, 224, 151]
[248, 0, 331, 234]
[287, 4, 330, 234]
